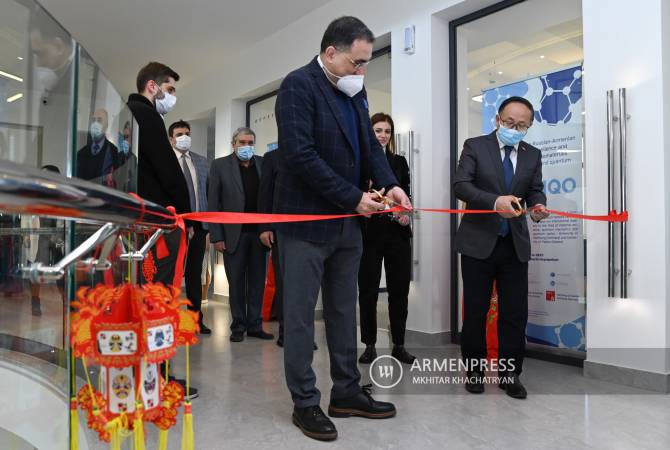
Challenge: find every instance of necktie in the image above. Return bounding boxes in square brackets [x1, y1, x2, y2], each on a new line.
[499, 145, 514, 237]
[181, 153, 197, 212]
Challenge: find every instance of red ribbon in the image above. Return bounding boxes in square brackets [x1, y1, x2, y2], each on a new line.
[165, 206, 628, 288]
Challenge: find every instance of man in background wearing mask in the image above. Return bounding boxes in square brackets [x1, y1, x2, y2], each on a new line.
[208, 127, 273, 343]
[274, 16, 411, 441]
[169, 120, 211, 335]
[454, 96, 550, 400]
[128, 62, 197, 399]
[76, 109, 121, 186]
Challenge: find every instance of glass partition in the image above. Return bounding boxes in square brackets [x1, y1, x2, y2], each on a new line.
[0, 1, 141, 448]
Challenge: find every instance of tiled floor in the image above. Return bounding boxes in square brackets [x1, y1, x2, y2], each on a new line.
[128, 300, 670, 450]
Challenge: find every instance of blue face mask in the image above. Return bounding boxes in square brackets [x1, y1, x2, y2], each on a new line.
[497, 125, 526, 147]
[118, 133, 130, 155]
[236, 145, 255, 161]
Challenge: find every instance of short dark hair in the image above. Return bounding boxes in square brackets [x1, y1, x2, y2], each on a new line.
[320, 16, 375, 52]
[136, 62, 180, 93]
[168, 119, 190, 138]
[498, 96, 535, 122]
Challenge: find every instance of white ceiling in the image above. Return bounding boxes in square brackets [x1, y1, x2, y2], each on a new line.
[37, 0, 333, 96]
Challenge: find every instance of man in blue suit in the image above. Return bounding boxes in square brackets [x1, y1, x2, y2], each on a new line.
[168, 120, 211, 335]
[274, 16, 412, 441]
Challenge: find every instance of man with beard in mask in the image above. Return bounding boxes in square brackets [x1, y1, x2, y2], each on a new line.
[127, 62, 198, 399]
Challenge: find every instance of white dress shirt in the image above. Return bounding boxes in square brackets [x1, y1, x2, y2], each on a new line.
[174, 148, 199, 212]
[497, 135, 519, 172]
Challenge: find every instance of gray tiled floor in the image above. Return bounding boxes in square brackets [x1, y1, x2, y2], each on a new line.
[82, 299, 670, 450]
[145, 300, 670, 450]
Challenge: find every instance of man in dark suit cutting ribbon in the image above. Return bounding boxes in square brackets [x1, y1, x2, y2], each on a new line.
[454, 96, 550, 400]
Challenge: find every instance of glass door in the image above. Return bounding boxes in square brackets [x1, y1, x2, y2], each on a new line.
[451, 0, 586, 358]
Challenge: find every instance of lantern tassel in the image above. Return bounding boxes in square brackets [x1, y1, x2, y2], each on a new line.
[133, 402, 146, 450]
[70, 398, 79, 450]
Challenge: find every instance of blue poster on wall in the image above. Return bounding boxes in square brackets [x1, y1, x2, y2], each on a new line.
[481, 65, 586, 352]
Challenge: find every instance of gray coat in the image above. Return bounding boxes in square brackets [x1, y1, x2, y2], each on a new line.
[207, 153, 262, 253]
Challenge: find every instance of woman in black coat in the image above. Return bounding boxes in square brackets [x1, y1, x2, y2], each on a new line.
[358, 113, 415, 364]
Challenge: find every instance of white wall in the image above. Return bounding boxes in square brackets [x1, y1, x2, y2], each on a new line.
[583, 0, 670, 374]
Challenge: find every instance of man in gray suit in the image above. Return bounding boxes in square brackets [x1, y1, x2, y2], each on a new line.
[208, 127, 273, 342]
[454, 96, 550, 399]
[169, 120, 211, 335]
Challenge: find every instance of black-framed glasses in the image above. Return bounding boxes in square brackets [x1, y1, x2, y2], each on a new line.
[500, 119, 530, 132]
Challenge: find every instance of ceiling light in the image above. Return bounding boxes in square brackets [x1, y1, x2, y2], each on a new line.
[17, 56, 23, 61]
[7, 93, 23, 103]
[540, 55, 545, 59]
[472, 94, 483, 103]
[0, 70, 23, 82]
[497, 71, 503, 75]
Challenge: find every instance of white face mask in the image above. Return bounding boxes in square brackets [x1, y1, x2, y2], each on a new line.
[156, 90, 177, 115]
[175, 135, 191, 152]
[319, 57, 364, 97]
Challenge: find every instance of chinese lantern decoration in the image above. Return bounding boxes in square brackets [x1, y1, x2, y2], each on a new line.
[70, 283, 199, 449]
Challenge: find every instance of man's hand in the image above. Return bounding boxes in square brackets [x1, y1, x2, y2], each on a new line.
[397, 215, 411, 226]
[495, 195, 523, 219]
[530, 204, 550, 222]
[387, 186, 413, 222]
[259, 231, 274, 248]
[213, 241, 226, 252]
[356, 190, 386, 217]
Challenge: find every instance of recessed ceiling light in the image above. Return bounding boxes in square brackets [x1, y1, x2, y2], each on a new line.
[472, 94, 483, 103]
[0, 70, 23, 83]
[540, 55, 545, 59]
[466, 87, 470, 91]
[17, 56, 24, 61]
[497, 71, 503, 75]
[7, 93, 23, 103]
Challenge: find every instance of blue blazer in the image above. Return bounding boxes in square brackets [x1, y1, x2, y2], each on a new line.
[189, 151, 210, 231]
[273, 57, 398, 243]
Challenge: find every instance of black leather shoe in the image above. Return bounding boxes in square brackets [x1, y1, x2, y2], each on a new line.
[499, 372, 527, 399]
[199, 323, 212, 335]
[247, 329, 274, 340]
[391, 346, 416, 364]
[292, 405, 337, 441]
[230, 331, 244, 342]
[328, 384, 396, 419]
[358, 345, 377, 364]
[276, 336, 284, 347]
[465, 371, 485, 394]
[313, 342, 318, 351]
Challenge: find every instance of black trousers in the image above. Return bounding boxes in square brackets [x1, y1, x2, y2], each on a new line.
[222, 232, 267, 333]
[358, 217, 411, 346]
[270, 236, 284, 338]
[185, 226, 208, 321]
[460, 234, 528, 374]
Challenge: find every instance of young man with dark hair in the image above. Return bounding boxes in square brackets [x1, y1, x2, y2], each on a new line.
[127, 62, 198, 399]
[274, 16, 412, 441]
[454, 96, 550, 400]
[168, 119, 211, 335]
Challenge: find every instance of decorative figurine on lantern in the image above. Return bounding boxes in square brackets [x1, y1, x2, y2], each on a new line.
[71, 282, 199, 449]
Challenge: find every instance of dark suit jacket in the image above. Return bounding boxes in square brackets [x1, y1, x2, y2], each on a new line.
[257, 149, 280, 234]
[76, 138, 122, 185]
[273, 57, 398, 243]
[208, 154, 263, 253]
[453, 131, 546, 262]
[127, 94, 190, 214]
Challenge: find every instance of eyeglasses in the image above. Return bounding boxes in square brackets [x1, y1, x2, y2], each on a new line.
[345, 55, 370, 70]
[499, 119, 530, 132]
